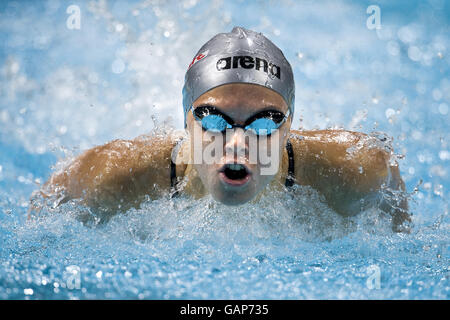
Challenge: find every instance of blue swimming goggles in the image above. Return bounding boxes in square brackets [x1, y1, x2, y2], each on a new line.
[191, 105, 290, 136]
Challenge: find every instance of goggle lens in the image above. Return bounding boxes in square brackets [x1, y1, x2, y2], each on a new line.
[245, 117, 278, 135]
[192, 106, 288, 136]
[201, 114, 230, 133]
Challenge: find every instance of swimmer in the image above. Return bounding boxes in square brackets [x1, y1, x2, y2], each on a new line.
[32, 27, 411, 232]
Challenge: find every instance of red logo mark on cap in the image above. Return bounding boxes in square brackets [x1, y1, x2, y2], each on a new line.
[188, 52, 207, 69]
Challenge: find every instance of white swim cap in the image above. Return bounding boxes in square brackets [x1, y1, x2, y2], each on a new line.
[182, 26, 295, 126]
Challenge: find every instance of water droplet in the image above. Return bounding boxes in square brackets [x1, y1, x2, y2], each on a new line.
[438, 103, 448, 115]
[385, 108, 396, 118]
[111, 59, 125, 74]
[408, 46, 422, 62]
[115, 24, 124, 32]
[24, 288, 33, 295]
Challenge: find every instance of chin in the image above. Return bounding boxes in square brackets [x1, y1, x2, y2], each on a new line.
[214, 193, 254, 206]
[210, 182, 258, 206]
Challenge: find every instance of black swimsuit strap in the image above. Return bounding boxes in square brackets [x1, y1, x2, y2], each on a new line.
[285, 139, 295, 187]
[170, 138, 295, 194]
[170, 158, 177, 189]
[170, 137, 185, 197]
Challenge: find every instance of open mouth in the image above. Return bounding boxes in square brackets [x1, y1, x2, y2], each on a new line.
[219, 163, 251, 187]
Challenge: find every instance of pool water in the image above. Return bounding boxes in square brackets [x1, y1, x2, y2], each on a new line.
[0, 0, 448, 299]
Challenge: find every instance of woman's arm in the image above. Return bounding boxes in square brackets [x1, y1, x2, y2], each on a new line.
[290, 129, 411, 232]
[31, 133, 177, 219]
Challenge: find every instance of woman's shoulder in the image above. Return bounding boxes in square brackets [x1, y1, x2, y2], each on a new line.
[132, 128, 187, 158]
[289, 129, 365, 143]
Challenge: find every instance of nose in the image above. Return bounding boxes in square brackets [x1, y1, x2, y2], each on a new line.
[224, 128, 247, 159]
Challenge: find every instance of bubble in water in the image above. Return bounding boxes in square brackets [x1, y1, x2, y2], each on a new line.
[432, 89, 442, 101]
[115, 24, 124, 32]
[385, 108, 396, 118]
[398, 26, 417, 44]
[24, 288, 33, 295]
[438, 150, 449, 160]
[408, 46, 422, 61]
[111, 59, 125, 74]
[438, 103, 448, 115]
[387, 41, 400, 56]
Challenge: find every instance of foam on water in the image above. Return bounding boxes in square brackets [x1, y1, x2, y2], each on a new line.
[1, 189, 447, 299]
[0, 0, 449, 299]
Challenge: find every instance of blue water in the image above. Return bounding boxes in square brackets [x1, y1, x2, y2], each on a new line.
[0, 0, 448, 299]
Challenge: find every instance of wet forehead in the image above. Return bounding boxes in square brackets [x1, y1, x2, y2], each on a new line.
[193, 83, 288, 122]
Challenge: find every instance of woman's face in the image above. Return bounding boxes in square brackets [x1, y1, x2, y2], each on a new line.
[186, 83, 292, 205]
